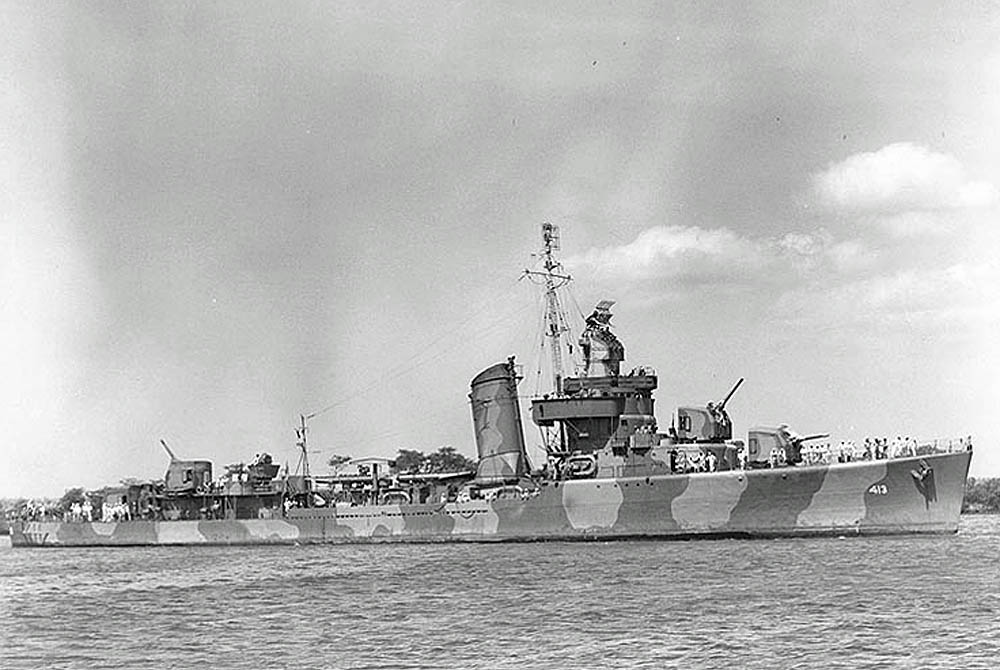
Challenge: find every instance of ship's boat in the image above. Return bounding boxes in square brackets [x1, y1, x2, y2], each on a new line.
[11, 224, 973, 546]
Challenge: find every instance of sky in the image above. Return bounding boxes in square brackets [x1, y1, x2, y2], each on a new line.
[3, 1, 998, 497]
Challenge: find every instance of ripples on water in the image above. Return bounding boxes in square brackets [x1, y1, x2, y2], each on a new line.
[2, 517, 999, 669]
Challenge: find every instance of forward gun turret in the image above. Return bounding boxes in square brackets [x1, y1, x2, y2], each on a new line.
[675, 378, 743, 443]
[746, 426, 830, 467]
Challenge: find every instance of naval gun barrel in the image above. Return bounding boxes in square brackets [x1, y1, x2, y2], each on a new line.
[718, 377, 744, 410]
[798, 433, 830, 443]
[160, 439, 178, 461]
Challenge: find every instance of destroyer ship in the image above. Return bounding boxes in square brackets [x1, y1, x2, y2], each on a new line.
[11, 224, 972, 547]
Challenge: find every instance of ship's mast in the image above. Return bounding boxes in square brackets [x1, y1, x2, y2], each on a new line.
[523, 222, 573, 395]
[295, 414, 311, 479]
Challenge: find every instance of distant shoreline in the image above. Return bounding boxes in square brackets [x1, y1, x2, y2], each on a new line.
[962, 477, 1000, 514]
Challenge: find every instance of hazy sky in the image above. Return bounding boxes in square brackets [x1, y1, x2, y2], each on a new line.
[3, 2, 999, 497]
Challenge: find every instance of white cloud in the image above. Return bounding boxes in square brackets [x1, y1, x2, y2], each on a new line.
[570, 224, 997, 362]
[773, 262, 1000, 329]
[566, 225, 758, 284]
[774, 230, 877, 275]
[813, 142, 997, 213]
[778, 232, 826, 257]
[825, 239, 877, 274]
[957, 181, 998, 208]
[565, 225, 877, 290]
[870, 211, 949, 238]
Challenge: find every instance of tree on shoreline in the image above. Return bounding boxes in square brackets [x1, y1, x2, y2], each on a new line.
[327, 454, 351, 470]
[390, 446, 475, 474]
[425, 446, 475, 473]
[963, 477, 1000, 513]
[393, 449, 426, 474]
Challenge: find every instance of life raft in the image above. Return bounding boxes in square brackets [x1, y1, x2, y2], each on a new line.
[565, 454, 597, 479]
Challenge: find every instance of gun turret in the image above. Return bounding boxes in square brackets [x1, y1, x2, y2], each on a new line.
[676, 378, 744, 443]
[159, 439, 213, 494]
[746, 427, 830, 467]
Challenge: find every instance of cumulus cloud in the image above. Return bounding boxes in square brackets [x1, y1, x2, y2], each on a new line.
[565, 225, 875, 291]
[773, 262, 1000, 328]
[825, 239, 878, 274]
[566, 225, 759, 284]
[869, 210, 950, 237]
[567, 223, 997, 345]
[778, 231, 828, 257]
[775, 232, 878, 275]
[813, 142, 997, 212]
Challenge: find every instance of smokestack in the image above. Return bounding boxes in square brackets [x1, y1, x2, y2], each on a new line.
[469, 357, 529, 484]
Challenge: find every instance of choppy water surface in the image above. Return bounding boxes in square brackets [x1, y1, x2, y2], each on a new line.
[2, 517, 999, 669]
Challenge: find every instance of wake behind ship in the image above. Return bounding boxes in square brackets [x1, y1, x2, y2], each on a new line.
[11, 225, 972, 547]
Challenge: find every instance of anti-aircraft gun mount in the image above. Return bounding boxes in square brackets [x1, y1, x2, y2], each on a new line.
[674, 378, 743, 443]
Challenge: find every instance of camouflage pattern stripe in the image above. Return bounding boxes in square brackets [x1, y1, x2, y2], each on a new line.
[10, 450, 971, 547]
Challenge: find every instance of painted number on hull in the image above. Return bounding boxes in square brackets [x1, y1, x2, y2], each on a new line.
[867, 483, 888, 495]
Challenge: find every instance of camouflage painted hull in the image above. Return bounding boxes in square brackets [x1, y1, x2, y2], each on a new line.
[11, 451, 971, 547]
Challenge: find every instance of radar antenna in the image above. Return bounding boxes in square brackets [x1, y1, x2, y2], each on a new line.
[522, 222, 574, 395]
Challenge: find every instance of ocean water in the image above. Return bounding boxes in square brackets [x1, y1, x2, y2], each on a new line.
[2, 517, 999, 670]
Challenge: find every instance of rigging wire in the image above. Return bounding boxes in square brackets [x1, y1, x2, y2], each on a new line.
[305, 225, 591, 459]
[312, 272, 525, 389]
[315, 264, 527, 390]
[320, 389, 556, 460]
[562, 284, 587, 376]
[529, 288, 547, 397]
[565, 283, 588, 325]
[527, 281, 586, 392]
[305, 288, 532, 420]
[322, 396, 479, 455]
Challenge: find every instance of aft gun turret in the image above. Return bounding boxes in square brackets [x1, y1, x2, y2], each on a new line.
[159, 439, 213, 494]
